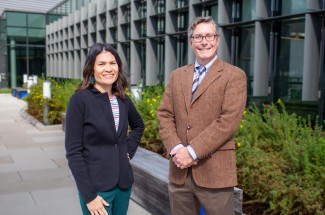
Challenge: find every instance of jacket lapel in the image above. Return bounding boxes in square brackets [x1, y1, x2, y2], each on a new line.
[191, 58, 223, 104]
[181, 65, 195, 112]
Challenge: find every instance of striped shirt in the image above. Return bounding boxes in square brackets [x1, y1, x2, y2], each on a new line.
[109, 95, 119, 132]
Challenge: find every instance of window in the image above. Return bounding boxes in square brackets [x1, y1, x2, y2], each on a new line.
[7, 27, 27, 37]
[7, 12, 26, 27]
[275, 18, 305, 101]
[28, 29, 46, 38]
[238, 25, 255, 96]
[242, 0, 256, 21]
[281, 0, 307, 16]
[157, 38, 165, 83]
[28, 14, 46, 28]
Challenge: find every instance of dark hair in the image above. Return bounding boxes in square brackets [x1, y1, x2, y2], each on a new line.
[77, 43, 128, 98]
[188, 16, 219, 39]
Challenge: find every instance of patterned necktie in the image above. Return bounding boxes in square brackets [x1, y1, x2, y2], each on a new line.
[192, 65, 206, 100]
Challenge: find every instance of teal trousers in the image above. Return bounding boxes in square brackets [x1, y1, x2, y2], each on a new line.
[79, 187, 132, 215]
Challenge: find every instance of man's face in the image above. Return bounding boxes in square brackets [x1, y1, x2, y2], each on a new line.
[189, 22, 219, 66]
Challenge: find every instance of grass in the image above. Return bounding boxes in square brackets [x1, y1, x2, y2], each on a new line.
[0, 88, 11, 94]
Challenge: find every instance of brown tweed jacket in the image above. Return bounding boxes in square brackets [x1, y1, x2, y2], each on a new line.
[158, 58, 247, 189]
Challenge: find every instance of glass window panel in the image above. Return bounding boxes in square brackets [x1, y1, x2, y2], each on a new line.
[7, 12, 26, 27]
[242, 0, 256, 21]
[176, 34, 188, 67]
[28, 14, 45, 28]
[275, 18, 305, 101]
[28, 46, 46, 76]
[28, 29, 46, 38]
[15, 46, 28, 85]
[9, 36, 26, 45]
[0, 19, 6, 31]
[157, 18, 165, 34]
[157, 38, 165, 83]
[7, 27, 27, 36]
[28, 37, 45, 45]
[281, 0, 307, 15]
[177, 12, 188, 31]
[138, 40, 146, 81]
[238, 26, 255, 96]
[211, 4, 218, 21]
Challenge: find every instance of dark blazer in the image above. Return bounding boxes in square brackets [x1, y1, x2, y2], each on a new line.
[158, 58, 247, 189]
[65, 87, 144, 203]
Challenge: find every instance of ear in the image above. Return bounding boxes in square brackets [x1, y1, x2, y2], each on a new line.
[216, 36, 220, 47]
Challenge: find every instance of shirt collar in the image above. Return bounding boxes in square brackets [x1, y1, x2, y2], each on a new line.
[194, 55, 218, 72]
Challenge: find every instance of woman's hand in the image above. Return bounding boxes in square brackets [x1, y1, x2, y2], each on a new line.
[86, 195, 109, 215]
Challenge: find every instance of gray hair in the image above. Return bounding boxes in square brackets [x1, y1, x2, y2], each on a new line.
[187, 16, 219, 39]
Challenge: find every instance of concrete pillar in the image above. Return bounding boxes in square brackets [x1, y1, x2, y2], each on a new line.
[256, 0, 269, 18]
[302, 14, 320, 101]
[164, 36, 177, 85]
[146, 39, 157, 86]
[307, 0, 322, 10]
[253, 0, 269, 96]
[187, 0, 196, 64]
[130, 41, 141, 85]
[218, 0, 231, 62]
[253, 22, 269, 96]
[10, 39, 17, 88]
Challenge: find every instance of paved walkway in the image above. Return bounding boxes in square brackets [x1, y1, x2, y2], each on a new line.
[0, 94, 152, 215]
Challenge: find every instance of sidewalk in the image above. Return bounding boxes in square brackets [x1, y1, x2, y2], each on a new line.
[0, 94, 152, 215]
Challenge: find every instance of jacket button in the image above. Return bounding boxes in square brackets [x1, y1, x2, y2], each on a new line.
[187, 126, 191, 130]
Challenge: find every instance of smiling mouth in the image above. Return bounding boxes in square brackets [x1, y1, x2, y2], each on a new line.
[103, 74, 114, 77]
[198, 47, 211, 50]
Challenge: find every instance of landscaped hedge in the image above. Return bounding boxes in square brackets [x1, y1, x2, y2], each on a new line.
[25, 78, 79, 125]
[0, 88, 11, 94]
[235, 101, 325, 215]
[25, 81, 325, 214]
[127, 85, 166, 156]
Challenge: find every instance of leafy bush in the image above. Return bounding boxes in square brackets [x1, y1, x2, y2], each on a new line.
[235, 100, 325, 214]
[130, 85, 165, 156]
[26, 78, 79, 125]
[0, 88, 11, 93]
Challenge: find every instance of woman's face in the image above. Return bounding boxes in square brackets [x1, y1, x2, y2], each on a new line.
[93, 51, 119, 93]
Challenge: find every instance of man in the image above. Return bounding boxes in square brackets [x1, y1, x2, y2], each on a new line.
[157, 16, 247, 215]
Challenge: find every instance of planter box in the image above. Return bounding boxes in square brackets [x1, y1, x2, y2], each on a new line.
[131, 147, 243, 215]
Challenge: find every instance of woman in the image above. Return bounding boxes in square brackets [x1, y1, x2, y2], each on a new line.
[65, 43, 144, 215]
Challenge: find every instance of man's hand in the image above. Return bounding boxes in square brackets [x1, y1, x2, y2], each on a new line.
[86, 195, 109, 215]
[172, 147, 198, 169]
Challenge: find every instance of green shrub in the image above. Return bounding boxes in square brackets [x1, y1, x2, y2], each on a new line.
[26, 78, 79, 125]
[235, 100, 325, 214]
[130, 85, 166, 156]
[0, 88, 11, 93]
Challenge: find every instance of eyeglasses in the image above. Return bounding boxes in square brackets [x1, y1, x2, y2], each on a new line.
[191, 34, 218, 42]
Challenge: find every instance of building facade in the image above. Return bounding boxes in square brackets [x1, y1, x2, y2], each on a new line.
[0, 0, 91, 88]
[0, 11, 49, 88]
[45, 0, 325, 123]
